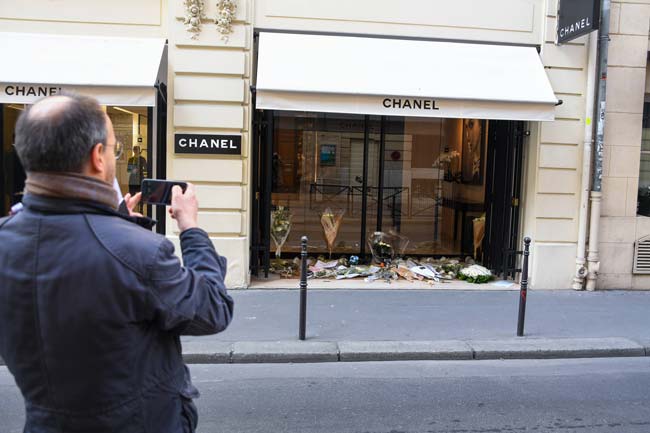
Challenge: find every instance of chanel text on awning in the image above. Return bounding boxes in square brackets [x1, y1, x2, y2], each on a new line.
[3, 85, 62, 97]
[382, 98, 439, 110]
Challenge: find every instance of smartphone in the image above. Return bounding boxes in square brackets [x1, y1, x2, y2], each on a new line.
[141, 179, 188, 206]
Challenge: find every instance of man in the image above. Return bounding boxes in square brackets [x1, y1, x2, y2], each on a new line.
[0, 94, 234, 433]
[128, 144, 147, 197]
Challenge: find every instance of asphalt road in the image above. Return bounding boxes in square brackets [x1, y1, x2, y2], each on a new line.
[2, 358, 650, 432]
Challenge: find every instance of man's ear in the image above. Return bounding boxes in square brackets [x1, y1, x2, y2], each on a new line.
[88, 143, 105, 175]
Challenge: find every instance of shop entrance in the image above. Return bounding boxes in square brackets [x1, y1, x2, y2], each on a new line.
[251, 110, 525, 279]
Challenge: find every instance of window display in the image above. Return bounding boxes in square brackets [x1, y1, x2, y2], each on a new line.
[269, 112, 488, 259]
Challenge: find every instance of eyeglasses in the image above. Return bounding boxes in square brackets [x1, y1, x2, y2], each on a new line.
[110, 140, 124, 160]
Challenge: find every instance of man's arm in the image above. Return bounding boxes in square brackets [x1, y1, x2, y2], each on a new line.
[146, 183, 234, 335]
[148, 229, 234, 335]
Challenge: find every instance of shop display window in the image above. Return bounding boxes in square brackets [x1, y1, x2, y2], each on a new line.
[1, 104, 152, 217]
[269, 111, 489, 259]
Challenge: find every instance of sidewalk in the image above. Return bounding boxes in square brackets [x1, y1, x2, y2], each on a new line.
[181, 289, 650, 364]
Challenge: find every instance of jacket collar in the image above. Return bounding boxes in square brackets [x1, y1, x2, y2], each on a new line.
[22, 193, 157, 230]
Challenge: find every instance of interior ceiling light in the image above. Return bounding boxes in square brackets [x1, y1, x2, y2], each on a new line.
[112, 106, 137, 115]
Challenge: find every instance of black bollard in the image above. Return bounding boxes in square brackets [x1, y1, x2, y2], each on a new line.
[299, 236, 308, 340]
[516, 237, 532, 337]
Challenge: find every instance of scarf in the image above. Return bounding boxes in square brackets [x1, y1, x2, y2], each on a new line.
[24, 172, 119, 210]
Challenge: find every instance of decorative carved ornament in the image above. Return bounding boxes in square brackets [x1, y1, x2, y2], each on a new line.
[182, 0, 207, 39]
[216, 0, 237, 42]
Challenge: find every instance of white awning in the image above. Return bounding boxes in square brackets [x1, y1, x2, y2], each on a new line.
[0, 32, 166, 106]
[256, 32, 558, 121]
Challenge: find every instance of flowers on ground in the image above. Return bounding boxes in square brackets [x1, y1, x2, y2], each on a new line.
[458, 264, 493, 284]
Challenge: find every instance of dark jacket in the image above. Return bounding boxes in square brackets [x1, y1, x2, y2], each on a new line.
[0, 193, 234, 433]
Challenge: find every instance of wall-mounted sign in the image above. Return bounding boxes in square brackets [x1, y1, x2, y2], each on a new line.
[174, 133, 242, 155]
[556, 0, 600, 44]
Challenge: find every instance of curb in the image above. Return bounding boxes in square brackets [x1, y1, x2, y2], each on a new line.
[180, 337, 648, 364]
[1, 338, 646, 367]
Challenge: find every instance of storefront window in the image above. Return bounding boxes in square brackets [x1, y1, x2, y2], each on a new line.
[106, 106, 151, 216]
[1, 104, 151, 217]
[638, 100, 650, 217]
[270, 112, 488, 259]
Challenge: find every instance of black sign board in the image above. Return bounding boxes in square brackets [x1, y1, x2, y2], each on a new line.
[174, 133, 242, 155]
[557, 0, 600, 44]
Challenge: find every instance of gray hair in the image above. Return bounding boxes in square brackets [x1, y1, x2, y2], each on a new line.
[14, 93, 108, 173]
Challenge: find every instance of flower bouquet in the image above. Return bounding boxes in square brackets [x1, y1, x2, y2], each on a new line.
[458, 264, 493, 284]
[320, 208, 344, 258]
[368, 231, 395, 264]
[270, 206, 292, 258]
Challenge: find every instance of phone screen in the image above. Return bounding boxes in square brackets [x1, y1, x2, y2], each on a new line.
[141, 180, 188, 206]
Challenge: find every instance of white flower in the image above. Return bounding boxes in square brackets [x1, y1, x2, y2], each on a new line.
[459, 264, 491, 278]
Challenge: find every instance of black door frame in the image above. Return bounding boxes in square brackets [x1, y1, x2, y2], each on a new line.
[250, 106, 273, 277]
[0, 103, 5, 216]
[154, 82, 168, 235]
[359, 115, 371, 257]
[483, 120, 526, 279]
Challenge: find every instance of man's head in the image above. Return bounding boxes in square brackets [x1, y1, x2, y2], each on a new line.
[14, 94, 117, 183]
[133, 145, 141, 156]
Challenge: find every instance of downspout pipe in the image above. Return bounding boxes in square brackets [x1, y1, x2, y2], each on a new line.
[573, 31, 599, 290]
[586, 0, 611, 291]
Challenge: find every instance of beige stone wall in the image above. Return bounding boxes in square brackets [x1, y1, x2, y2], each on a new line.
[167, 1, 253, 288]
[254, 0, 545, 45]
[527, 0, 589, 289]
[598, 0, 650, 289]
[0, 0, 167, 37]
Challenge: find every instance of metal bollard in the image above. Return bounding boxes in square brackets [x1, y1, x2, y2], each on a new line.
[299, 236, 308, 340]
[516, 237, 532, 337]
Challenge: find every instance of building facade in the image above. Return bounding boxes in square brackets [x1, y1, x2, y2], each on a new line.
[1, 0, 649, 289]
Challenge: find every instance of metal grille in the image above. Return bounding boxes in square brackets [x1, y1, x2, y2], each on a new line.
[633, 236, 650, 274]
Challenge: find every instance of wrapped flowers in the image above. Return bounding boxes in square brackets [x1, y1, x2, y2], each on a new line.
[270, 206, 292, 258]
[458, 264, 493, 284]
[320, 208, 344, 258]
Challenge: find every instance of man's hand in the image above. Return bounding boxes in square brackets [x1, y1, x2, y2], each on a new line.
[169, 183, 199, 232]
[123, 192, 143, 217]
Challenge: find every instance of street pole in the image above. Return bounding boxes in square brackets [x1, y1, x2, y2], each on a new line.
[586, 0, 611, 291]
[517, 237, 531, 337]
[299, 236, 308, 340]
